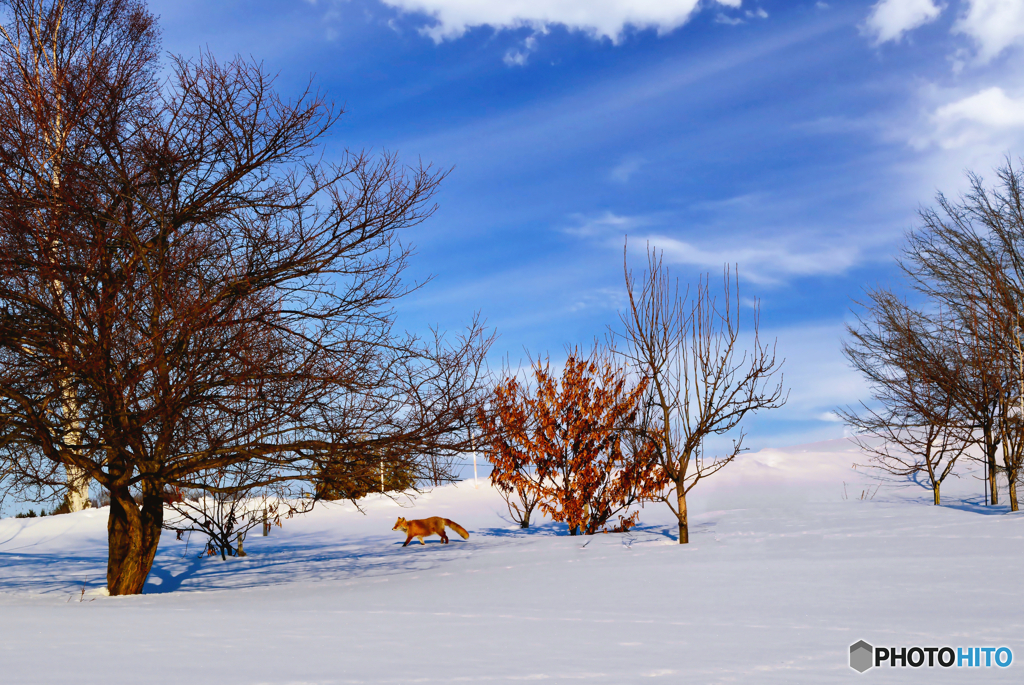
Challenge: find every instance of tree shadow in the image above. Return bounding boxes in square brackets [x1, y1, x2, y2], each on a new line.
[938, 497, 1014, 516]
[0, 550, 107, 595]
[140, 531, 476, 595]
[144, 556, 206, 593]
[475, 520, 567, 538]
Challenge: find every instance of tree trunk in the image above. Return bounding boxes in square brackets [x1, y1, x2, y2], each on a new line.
[986, 431, 999, 505]
[66, 464, 90, 512]
[933, 482, 940, 506]
[106, 486, 164, 595]
[989, 450, 999, 505]
[1010, 479, 1019, 513]
[677, 486, 688, 544]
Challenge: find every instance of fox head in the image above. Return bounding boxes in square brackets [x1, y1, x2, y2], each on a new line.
[392, 517, 407, 531]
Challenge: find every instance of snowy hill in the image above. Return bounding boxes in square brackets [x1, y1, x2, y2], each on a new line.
[1, 439, 1021, 683]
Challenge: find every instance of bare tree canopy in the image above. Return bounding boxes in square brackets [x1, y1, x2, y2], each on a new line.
[0, 0, 491, 594]
[618, 244, 787, 544]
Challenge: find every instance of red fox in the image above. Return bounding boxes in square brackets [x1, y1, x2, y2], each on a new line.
[392, 516, 470, 546]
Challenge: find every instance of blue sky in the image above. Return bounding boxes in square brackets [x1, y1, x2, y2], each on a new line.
[150, 0, 1024, 450]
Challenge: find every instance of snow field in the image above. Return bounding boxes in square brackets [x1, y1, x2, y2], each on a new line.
[1, 439, 1022, 683]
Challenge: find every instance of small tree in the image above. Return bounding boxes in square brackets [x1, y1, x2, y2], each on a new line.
[840, 292, 968, 504]
[618, 246, 787, 544]
[164, 463, 300, 560]
[478, 346, 665, 535]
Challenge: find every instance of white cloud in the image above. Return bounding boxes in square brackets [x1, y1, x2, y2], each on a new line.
[503, 50, 528, 67]
[935, 86, 1024, 127]
[864, 0, 943, 44]
[645, 234, 861, 284]
[863, 0, 1024, 60]
[378, 0, 741, 43]
[926, 86, 1024, 148]
[954, 0, 1024, 62]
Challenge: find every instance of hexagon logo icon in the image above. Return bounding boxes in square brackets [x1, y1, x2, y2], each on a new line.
[850, 640, 874, 673]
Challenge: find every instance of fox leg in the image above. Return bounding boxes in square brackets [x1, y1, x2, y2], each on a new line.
[418, 536, 426, 544]
[403, 533, 413, 547]
[440, 530, 449, 544]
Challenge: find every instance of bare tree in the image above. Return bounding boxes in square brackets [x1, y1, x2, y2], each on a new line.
[618, 245, 787, 544]
[164, 463, 305, 560]
[839, 292, 969, 505]
[494, 469, 542, 529]
[0, 0, 491, 594]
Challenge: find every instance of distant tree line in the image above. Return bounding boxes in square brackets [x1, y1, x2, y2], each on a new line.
[841, 159, 1024, 510]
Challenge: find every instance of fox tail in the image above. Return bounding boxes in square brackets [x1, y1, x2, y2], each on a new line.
[444, 519, 470, 540]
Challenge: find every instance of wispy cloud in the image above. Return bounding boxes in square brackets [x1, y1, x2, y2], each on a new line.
[715, 6, 769, 25]
[567, 287, 626, 313]
[564, 190, 891, 285]
[646, 234, 862, 285]
[391, 15, 848, 176]
[609, 157, 644, 183]
[563, 211, 653, 238]
[376, 0, 742, 44]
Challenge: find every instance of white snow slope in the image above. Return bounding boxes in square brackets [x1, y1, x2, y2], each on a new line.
[1, 438, 1022, 684]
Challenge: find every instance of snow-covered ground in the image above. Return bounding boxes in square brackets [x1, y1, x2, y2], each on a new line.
[1, 439, 1022, 683]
